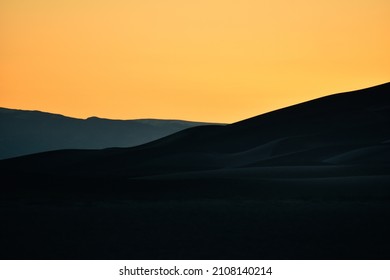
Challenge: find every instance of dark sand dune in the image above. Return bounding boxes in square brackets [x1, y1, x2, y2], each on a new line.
[3, 82, 389, 174]
[1, 82, 390, 259]
[324, 145, 390, 164]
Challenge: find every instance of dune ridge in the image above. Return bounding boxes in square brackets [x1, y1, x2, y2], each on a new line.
[1, 82, 390, 259]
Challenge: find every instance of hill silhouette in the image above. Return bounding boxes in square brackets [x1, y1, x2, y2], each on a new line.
[0, 108, 220, 159]
[1, 82, 390, 259]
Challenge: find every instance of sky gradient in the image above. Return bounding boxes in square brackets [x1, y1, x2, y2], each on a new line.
[1, 0, 389, 123]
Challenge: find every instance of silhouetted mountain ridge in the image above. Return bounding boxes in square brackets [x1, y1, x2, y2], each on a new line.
[0, 107, 222, 159]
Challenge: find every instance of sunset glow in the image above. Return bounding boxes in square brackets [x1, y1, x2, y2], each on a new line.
[1, 0, 389, 122]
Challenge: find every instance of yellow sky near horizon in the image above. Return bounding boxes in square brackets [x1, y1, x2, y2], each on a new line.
[1, 0, 389, 123]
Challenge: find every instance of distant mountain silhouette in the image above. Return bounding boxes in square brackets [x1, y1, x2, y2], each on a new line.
[0, 108, 221, 159]
[1, 82, 390, 260]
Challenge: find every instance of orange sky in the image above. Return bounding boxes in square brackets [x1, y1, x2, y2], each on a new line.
[1, 0, 389, 123]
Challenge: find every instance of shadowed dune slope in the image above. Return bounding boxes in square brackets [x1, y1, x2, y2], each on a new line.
[2, 82, 389, 179]
[1, 83, 390, 260]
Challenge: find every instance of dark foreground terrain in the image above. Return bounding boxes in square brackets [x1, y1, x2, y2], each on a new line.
[1, 82, 390, 259]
